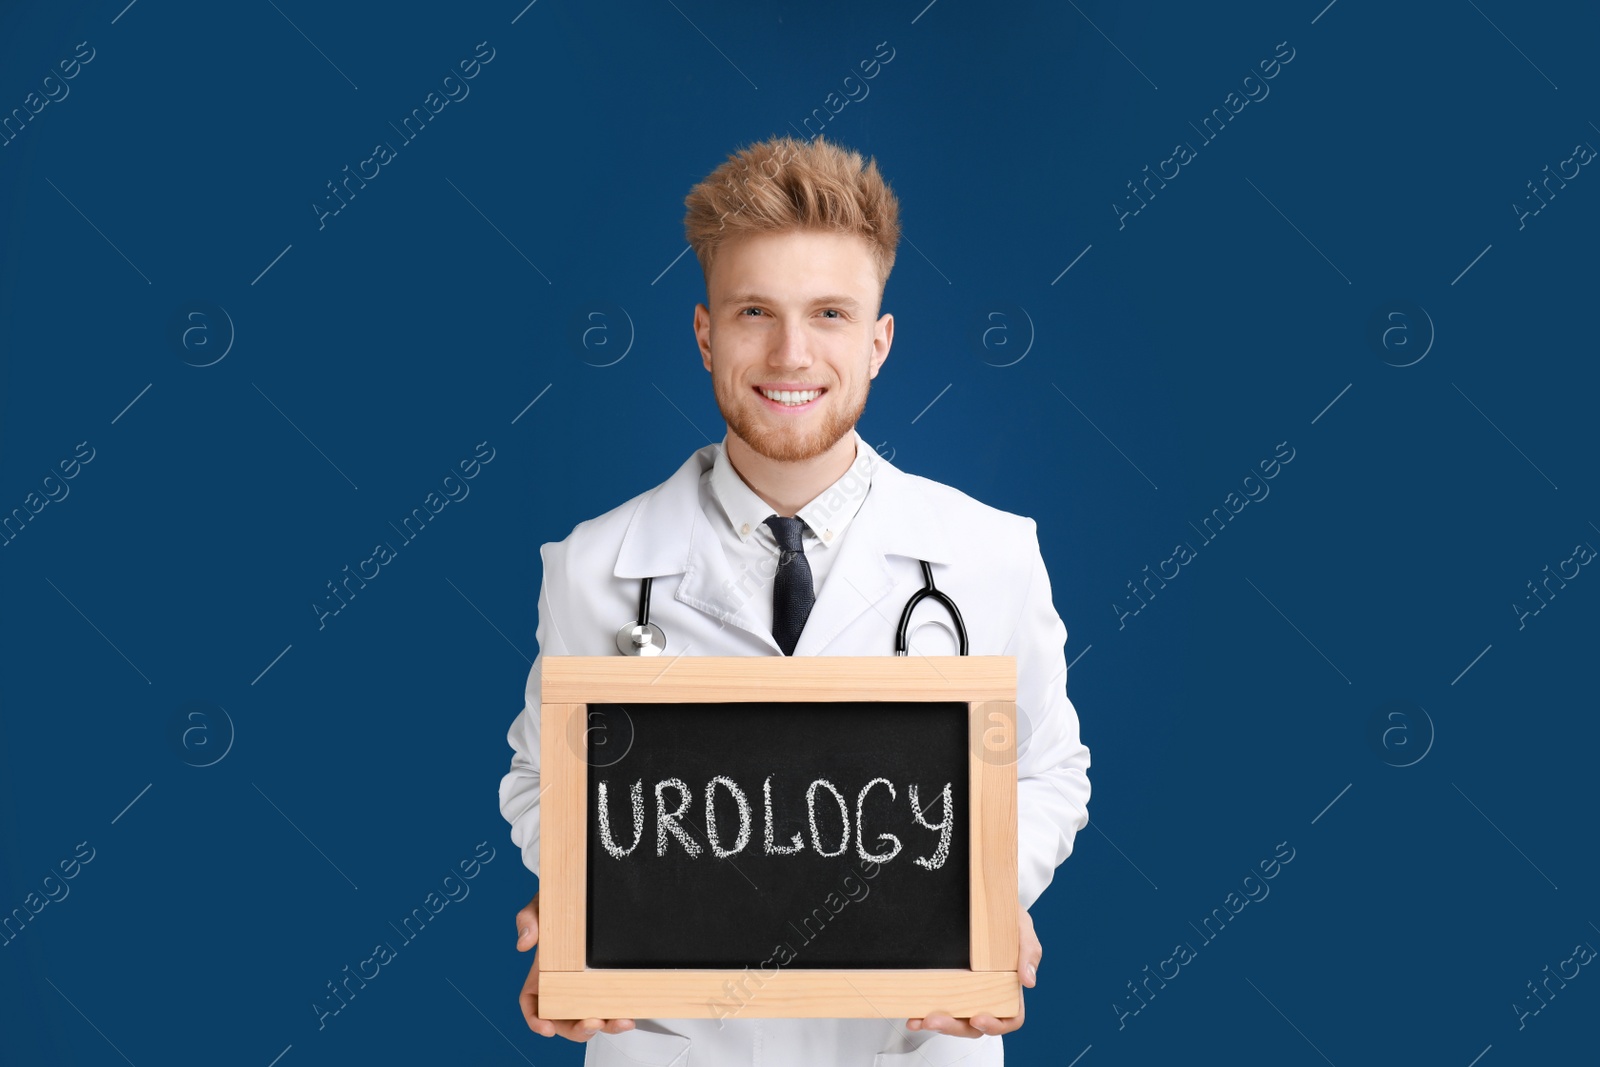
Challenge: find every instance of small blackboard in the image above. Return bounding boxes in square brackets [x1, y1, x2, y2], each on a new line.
[538, 656, 1019, 1020]
[585, 700, 970, 968]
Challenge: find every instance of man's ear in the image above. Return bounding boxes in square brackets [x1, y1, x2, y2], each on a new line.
[694, 303, 713, 372]
[869, 312, 893, 379]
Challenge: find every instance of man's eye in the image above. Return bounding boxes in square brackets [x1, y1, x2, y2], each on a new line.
[739, 307, 764, 317]
[819, 309, 841, 319]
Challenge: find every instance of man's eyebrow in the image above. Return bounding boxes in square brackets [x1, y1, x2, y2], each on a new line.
[720, 292, 865, 310]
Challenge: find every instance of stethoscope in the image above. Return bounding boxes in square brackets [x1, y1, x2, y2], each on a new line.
[615, 560, 969, 656]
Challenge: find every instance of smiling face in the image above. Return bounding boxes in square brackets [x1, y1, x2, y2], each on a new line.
[695, 229, 893, 463]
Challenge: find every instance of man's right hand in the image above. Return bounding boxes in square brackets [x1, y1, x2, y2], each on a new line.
[516, 892, 636, 1041]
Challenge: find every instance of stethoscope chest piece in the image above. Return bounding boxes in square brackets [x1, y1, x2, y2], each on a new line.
[617, 576, 666, 655]
[616, 621, 666, 656]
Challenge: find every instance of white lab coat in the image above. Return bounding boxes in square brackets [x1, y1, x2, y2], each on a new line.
[499, 430, 1091, 1066]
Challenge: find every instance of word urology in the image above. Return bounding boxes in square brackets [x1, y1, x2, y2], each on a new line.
[597, 775, 953, 869]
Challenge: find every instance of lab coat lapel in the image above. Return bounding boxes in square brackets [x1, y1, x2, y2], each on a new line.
[612, 443, 785, 655]
[676, 497, 787, 654]
[792, 444, 954, 657]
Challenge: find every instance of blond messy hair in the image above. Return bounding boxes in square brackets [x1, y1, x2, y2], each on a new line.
[683, 135, 901, 298]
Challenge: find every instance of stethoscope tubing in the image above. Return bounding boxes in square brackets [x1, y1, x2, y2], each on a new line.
[893, 560, 969, 656]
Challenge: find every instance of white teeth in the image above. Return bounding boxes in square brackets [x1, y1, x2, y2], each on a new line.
[761, 388, 821, 405]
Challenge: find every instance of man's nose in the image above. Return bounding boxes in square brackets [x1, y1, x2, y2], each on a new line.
[771, 322, 812, 365]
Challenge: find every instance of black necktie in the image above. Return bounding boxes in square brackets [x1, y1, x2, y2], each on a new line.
[764, 515, 814, 656]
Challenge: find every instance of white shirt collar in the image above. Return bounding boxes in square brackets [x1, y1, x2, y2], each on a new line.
[707, 430, 876, 548]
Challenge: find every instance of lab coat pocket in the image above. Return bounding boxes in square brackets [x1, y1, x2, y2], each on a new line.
[872, 1031, 1000, 1067]
[585, 1023, 691, 1066]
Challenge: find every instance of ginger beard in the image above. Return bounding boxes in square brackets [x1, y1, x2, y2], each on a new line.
[711, 358, 872, 463]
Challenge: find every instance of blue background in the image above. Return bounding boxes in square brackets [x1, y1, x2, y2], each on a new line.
[3, 1, 1597, 1064]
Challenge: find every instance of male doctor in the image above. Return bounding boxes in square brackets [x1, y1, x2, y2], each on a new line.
[499, 135, 1091, 1065]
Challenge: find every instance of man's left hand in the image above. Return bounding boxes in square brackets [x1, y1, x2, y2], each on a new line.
[906, 907, 1040, 1038]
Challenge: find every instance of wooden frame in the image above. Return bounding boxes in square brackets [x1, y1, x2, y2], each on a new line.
[538, 655, 1019, 1019]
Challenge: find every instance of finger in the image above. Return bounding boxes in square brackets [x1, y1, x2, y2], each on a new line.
[599, 1019, 636, 1034]
[518, 958, 609, 1044]
[519, 989, 555, 1038]
[519, 952, 554, 1037]
[968, 1013, 1022, 1037]
[917, 1011, 984, 1039]
[516, 906, 539, 952]
[516, 893, 540, 951]
[972, 980, 1027, 1036]
[541, 1019, 593, 1042]
[1020, 912, 1041, 988]
[570, 1017, 606, 1042]
[545, 1020, 575, 1040]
